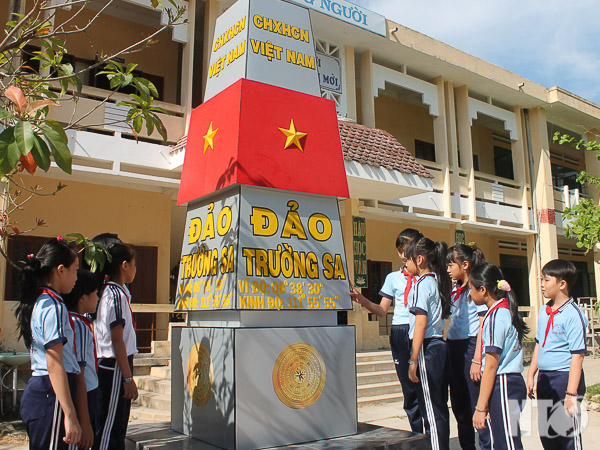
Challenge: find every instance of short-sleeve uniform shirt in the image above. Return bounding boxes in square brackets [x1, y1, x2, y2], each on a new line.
[408, 273, 445, 339]
[446, 286, 488, 340]
[481, 299, 523, 374]
[379, 269, 411, 325]
[30, 288, 80, 376]
[535, 298, 587, 371]
[95, 282, 138, 358]
[70, 312, 98, 391]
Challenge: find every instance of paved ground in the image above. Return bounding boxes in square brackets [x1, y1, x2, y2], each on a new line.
[358, 357, 600, 449]
[4, 358, 600, 449]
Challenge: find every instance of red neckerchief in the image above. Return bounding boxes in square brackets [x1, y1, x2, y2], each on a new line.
[542, 298, 573, 347]
[69, 312, 98, 371]
[451, 283, 467, 303]
[40, 288, 76, 356]
[105, 281, 136, 330]
[481, 299, 509, 360]
[401, 268, 415, 307]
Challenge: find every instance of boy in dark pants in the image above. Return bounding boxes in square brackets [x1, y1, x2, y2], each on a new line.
[527, 259, 586, 450]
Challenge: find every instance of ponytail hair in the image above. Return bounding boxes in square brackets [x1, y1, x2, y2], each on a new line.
[98, 243, 136, 297]
[446, 244, 485, 271]
[469, 261, 529, 343]
[16, 238, 78, 348]
[405, 237, 452, 319]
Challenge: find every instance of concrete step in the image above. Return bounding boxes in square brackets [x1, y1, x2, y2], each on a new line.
[130, 404, 171, 422]
[356, 350, 393, 363]
[135, 376, 171, 395]
[134, 389, 171, 410]
[356, 360, 396, 373]
[151, 341, 172, 358]
[150, 365, 171, 380]
[357, 392, 404, 408]
[356, 369, 398, 386]
[357, 381, 402, 398]
[133, 356, 170, 377]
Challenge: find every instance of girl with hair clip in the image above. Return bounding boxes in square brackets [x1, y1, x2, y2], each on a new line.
[405, 237, 452, 450]
[469, 262, 529, 450]
[16, 237, 82, 450]
[446, 243, 490, 450]
[94, 243, 138, 450]
[350, 228, 424, 433]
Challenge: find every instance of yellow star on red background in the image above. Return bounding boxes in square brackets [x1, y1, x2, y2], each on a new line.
[278, 119, 307, 151]
[203, 121, 218, 153]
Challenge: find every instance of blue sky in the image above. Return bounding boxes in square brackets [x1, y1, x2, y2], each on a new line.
[354, 0, 600, 104]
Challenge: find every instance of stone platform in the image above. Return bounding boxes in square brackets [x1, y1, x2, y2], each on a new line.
[126, 422, 429, 449]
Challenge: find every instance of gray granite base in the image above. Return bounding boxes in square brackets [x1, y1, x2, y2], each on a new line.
[126, 422, 429, 449]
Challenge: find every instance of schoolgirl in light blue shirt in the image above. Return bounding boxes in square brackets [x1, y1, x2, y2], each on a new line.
[408, 272, 445, 339]
[469, 262, 529, 450]
[446, 244, 490, 450]
[405, 237, 452, 450]
[16, 238, 84, 449]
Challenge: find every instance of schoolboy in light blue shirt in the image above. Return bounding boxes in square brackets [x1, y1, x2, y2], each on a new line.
[527, 259, 586, 450]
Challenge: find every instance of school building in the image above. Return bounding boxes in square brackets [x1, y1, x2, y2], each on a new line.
[1, 0, 599, 352]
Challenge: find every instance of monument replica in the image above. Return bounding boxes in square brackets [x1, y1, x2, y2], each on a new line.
[171, 0, 358, 448]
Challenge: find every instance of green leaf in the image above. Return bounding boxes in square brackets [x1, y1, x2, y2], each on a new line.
[14, 121, 35, 155]
[126, 63, 138, 74]
[133, 115, 142, 133]
[0, 127, 13, 163]
[66, 232, 85, 244]
[0, 109, 13, 120]
[31, 135, 52, 171]
[39, 120, 71, 174]
[144, 113, 155, 136]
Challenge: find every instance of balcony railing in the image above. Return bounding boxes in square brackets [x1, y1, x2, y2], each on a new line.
[47, 84, 186, 144]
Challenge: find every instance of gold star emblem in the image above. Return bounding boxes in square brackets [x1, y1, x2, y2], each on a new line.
[203, 122, 218, 153]
[278, 119, 307, 151]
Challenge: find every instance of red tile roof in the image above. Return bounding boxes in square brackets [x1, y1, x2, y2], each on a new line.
[338, 120, 433, 178]
[170, 121, 432, 179]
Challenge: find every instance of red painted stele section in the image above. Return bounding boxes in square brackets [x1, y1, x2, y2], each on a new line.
[177, 78, 349, 205]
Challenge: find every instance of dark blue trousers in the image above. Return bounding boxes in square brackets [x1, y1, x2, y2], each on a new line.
[20, 373, 78, 450]
[88, 388, 100, 436]
[448, 337, 492, 450]
[448, 338, 477, 450]
[537, 370, 585, 450]
[414, 337, 450, 450]
[94, 356, 134, 450]
[489, 373, 527, 450]
[390, 324, 423, 433]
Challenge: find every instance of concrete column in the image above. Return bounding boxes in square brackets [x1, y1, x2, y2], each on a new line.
[359, 50, 375, 128]
[181, 0, 196, 132]
[454, 85, 477, 221]
[202, 0, 220, 101]
[344, 45, 357, 121]
[585, 130, 600, 298]
[432, 77, 451, 218]
[445, 82, 459, 215]
[528, 108, 558, 264]
[526, 233, 542, 326]
[511, 107, 530, 230]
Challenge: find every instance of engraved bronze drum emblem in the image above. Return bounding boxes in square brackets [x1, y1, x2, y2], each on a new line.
[272, 342, 326, 409]
[186, 343, 213, 407]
